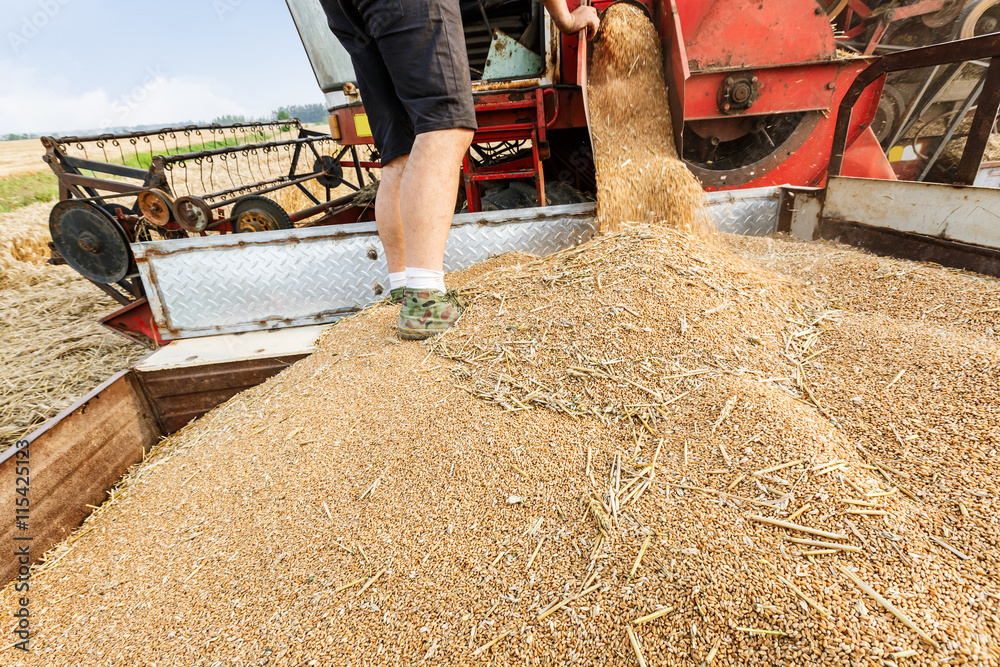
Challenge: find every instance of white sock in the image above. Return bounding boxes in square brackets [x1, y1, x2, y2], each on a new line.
[406, 267, 446, 292]
[389, 271, 407, 290]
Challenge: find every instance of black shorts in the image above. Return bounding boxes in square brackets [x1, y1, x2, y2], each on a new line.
[320, 0, 479, 165]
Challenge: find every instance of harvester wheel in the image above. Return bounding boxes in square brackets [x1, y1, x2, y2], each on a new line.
[873, 84, 907, 146]
[922, 0, 966, 28]
[49, 200, 132, 283]
[819, 0, 849, 18]
[231, 195, 293, 233]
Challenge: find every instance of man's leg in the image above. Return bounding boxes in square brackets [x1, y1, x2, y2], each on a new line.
[375, 155, 408, 276]
[396, 128, 473, 340]
[399, 129, 474, 271]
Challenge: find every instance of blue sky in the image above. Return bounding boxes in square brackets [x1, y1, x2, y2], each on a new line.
[0, 0, 325, 135]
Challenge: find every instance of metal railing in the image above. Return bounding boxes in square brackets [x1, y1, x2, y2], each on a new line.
[829, 32, 1000, 185]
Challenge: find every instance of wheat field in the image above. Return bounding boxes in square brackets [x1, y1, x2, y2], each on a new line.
[0, 138, 48, 179]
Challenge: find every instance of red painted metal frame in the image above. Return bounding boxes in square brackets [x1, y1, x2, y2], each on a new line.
[326, 0, 896, 200]
[330, 86, 584, 212]
[684, 64, 841, 119]
[462, 88, 560, 210]
[681, 0, 836, 69]
[100, 298, 166, 349]
[656, 0, 891, 189]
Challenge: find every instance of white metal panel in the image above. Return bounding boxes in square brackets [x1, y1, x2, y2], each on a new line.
[285, 0, 356, 92]
[135, 325, 330, 372]
[789, 191, 823, 241]
[824, 176, 1000, 248]
[975, 164, 1000, 188]
[706, 186, 783, 236]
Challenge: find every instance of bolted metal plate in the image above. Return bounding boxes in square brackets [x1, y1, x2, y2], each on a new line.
[134, 192, 784, 340]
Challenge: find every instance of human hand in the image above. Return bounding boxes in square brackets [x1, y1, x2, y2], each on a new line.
[546, 0, 600, 40]
[565, 5, 600, 40]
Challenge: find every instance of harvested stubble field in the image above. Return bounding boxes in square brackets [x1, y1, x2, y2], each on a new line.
[2, 224, 998, 666]
[0, 202, 145, 447]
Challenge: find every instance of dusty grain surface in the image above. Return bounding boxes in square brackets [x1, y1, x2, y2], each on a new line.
[3, 228, 997, 666]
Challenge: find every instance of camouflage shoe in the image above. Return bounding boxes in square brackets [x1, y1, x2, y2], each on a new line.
[398, 288, 464, 340]
[388, 286, 406, 305]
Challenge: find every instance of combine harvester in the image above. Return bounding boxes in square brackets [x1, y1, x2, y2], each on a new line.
[2, 0, 999, 582]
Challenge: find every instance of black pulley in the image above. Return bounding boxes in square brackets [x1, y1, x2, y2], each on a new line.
[230, 195, 293, 233]
[49, 200, 132, 283]
[314, 155, 345, 188]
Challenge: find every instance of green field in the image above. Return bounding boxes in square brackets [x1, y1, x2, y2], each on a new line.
[116, 132, 273, 170]
[0, 172, 59, 213]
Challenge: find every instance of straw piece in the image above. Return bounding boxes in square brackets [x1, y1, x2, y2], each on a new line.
[929, 536, 970, 561]
[873, 461, 911, 480]
[356, 568, 386, 596]
[472, 628, 512, 656]
[836, 566, 938, 647]
[526, 537, 544, 570]
[814, 462, 849, 476]
[631, 605, 675, 624]
[748, 515, 848, 541]
[626, 626, 647, 667]
[787, 503, 811, 521]
[761, 560, 830, 617]
[334, 576, 366, 593]
[736, 627, 786, 636]
[718, 440, 732, 466]
[538, 582, 601, 621]
[727, 473, 746, 492]
[884, 369, 906, 391]
[786, 537, 861, 552]
[628, 533, 653, 580]
[755, 459, 804, 476]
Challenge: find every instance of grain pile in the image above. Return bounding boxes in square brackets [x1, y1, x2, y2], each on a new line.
[588, 3, 709, 236]
[0, 202, 144, 448]
[4, 223, 998, 666]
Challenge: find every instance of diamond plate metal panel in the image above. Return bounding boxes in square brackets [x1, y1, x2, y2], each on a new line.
[135, 190, 785, 340]
[134, 204, 598, 340]
[707, 186, 782, 236]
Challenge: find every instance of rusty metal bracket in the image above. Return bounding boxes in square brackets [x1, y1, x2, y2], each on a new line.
[829, 32, 1000, 184]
